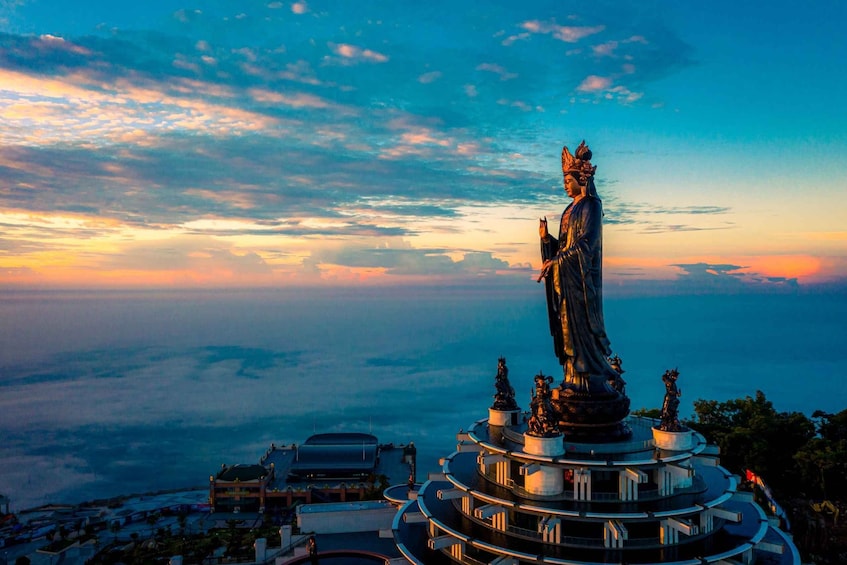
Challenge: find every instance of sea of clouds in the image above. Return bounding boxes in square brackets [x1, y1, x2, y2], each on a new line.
[1, 284, 845, 510]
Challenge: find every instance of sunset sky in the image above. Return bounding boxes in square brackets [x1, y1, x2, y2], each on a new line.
[1, 0, 845, 291]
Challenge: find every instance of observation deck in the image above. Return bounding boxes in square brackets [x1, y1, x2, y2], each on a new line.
[392, 414, 800, 564]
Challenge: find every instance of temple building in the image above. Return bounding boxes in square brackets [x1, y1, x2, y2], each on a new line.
[210, 432, 413, 513]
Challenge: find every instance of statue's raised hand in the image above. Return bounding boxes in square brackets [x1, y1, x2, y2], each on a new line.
[539, 217, 549, 240]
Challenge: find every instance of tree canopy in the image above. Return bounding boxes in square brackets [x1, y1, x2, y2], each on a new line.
[686, 391, 846, 501]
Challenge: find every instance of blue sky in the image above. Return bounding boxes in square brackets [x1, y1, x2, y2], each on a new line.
[0, 0, 845, 290]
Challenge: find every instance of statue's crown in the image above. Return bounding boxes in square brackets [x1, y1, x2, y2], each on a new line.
[562, 140, 597, 182]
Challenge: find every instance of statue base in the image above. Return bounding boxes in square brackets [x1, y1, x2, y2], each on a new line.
[523, 433, 564, 496]
[488, 408, 520, 427]
[652, 426, 694, 451]
[552, 385, 631, 443]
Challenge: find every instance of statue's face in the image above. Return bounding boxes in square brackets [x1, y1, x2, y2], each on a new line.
[564, 174, 582, 198]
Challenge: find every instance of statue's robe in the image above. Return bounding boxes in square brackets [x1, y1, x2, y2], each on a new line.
[541, 194, 616, 380]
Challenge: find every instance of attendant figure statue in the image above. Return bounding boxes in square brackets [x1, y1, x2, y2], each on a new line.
[539, 141, 618, 394]
[660, 369, 683, 432]
[492, 357, 519, 411]
[608, 355, 627, 395]
[307, 535, 319, 565]
[527, 373, 559, 437]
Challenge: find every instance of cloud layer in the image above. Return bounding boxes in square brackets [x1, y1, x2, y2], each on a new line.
[0, 2, 741, 287]
[0, 1, 843, 288]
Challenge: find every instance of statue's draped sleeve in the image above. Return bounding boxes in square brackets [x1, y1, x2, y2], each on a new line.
[540, 231, 565, 365]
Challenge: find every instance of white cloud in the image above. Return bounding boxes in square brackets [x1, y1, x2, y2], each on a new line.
[418, 71, 442, 84]
[476, 63, 517, 81]
[520, 20, 605, 43]
[329, 43, 389, 64]
[593, 40, 618, 57]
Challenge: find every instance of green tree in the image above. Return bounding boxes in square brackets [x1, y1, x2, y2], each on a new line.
[815, 408, 847, 442]
[795, 408, 847, 500]
[688, 390, 815, 496]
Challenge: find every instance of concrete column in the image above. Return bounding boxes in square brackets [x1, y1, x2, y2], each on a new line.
[657, 468, 673, 496]
[451, 541, 464, 560]
[668, 464, 694, 489]
[478, 452, 506, 481]
[493, 510, 507, 531]
[660, 517, 698, 544]
[461, 494, 473, 515]
[280, 525, 291, 550]
[429, 521, 438, 538]
[659, 520, 676, 544]
[539, 516, 562, 543]
[475, 504, 508, 532]
[496, 460, 510, 485]
[604, 520, 627, 549]
[618, 472, 632, 501]
[574, 468, 591, 501]
[523, 434, 564, 496]
[699, 509, 714, 534]
[619, 468, 647, 501]
[254, 538, 266, 562]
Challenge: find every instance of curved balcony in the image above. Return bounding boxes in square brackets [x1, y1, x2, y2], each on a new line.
[407, 479, 775, 564]
[442, 450, 737, 520]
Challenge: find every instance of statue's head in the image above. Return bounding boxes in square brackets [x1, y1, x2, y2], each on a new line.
[562, 140, 598, 197]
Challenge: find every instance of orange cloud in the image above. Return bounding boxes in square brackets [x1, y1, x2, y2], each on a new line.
[604, 254, 828, 284]
[577, 75, 612, 92]
[742, 255, 821, 280]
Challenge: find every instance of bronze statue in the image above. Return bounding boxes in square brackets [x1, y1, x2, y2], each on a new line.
[492, 357, 519, 411]
[534, 142, 631, 442]
[307, 534, 319, 564]
[660, 369, 683, 432]
[527, 373, 559, 437]
[538, 141, 618, 394]
[607, 355, 627, 395]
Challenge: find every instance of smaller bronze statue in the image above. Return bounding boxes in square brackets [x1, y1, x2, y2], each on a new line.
[492, 357, 519, 411]
[607, 355, 627, 395]
[307, 534, 319, 564]
[660, 369, 684, 432]
[527, 373, 560, 437]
